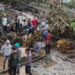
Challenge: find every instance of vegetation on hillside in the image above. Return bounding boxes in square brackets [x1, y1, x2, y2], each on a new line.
[64, 0, 75, 8]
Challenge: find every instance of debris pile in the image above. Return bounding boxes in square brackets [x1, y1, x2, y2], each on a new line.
[56, 39, 75, 62]
[47, 8, 74, 38]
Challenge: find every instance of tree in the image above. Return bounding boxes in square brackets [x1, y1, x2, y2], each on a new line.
[64, 0, 75, 8]
[70, 0, 75, 8]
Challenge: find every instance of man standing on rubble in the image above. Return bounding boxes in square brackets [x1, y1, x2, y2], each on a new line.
[32, 16, 39, 29]
[2, 14, 8, 33]
[25, 48, 32, 75]
[15, 15, 20, 33]
[15, 43, 21, 75]
[45, 30, 53, 55]
[1, 40, 12, 69]
[18, 12, 27, 31]
[8, 47, 19, 75]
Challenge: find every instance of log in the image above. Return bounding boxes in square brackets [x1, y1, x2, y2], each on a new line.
[57, 15, 70, 26]
[50, 21, 59, 32]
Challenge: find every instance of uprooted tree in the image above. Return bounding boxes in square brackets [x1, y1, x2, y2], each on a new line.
[47, 7, 74, 38]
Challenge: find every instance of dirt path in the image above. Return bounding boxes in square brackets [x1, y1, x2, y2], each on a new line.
[0, 56, 3, 71]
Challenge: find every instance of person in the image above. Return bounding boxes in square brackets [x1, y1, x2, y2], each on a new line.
[25, 48, 32, 75]
[41, 18, 48, 30]
[26, 18, 33, 34]
[1, 40, 12, 69]
[15, 15, 20, 33]
[27, 18, 32, 27]
[34, 40, 41, 53]
[44, 21, 49, 30]
[18, 12, 26, 30]
[2, 14, 8, 33]
[15, 43, 21, 75]
[32, 17, 39, 29]
[43, 29, 48, 40]
[22, 19, 27, 29]
[45, 30, 53, 55]
[41, 11, 46, 19]
[8, 47, 19, 75]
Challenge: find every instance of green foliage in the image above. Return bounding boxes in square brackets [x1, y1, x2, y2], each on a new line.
[64, 0, 75, 8]
[71, 22, 75, 31]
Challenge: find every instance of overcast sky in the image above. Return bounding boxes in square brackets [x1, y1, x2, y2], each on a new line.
[63, 0, 71, 3]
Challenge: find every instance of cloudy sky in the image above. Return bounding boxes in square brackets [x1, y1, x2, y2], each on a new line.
[63, 0, 71, 3]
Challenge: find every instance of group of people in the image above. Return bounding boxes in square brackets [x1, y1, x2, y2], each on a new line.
[2, 12, 39, 34]
[0, 11, 53, 75]
[1, 39, 32, 75]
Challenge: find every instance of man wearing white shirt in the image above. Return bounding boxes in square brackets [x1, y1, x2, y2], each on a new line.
[1, 40, 12, 69]
[41, 19, 49, 30]
[18, 13, 27, 30]
[22, 19, 27, 28]
[2, 14, 8, 32]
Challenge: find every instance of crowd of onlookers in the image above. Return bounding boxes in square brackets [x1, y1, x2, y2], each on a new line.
[0, 11, 53, 75]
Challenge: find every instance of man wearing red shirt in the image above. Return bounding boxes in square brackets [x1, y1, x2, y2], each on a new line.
[32, 17, 39, 28]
